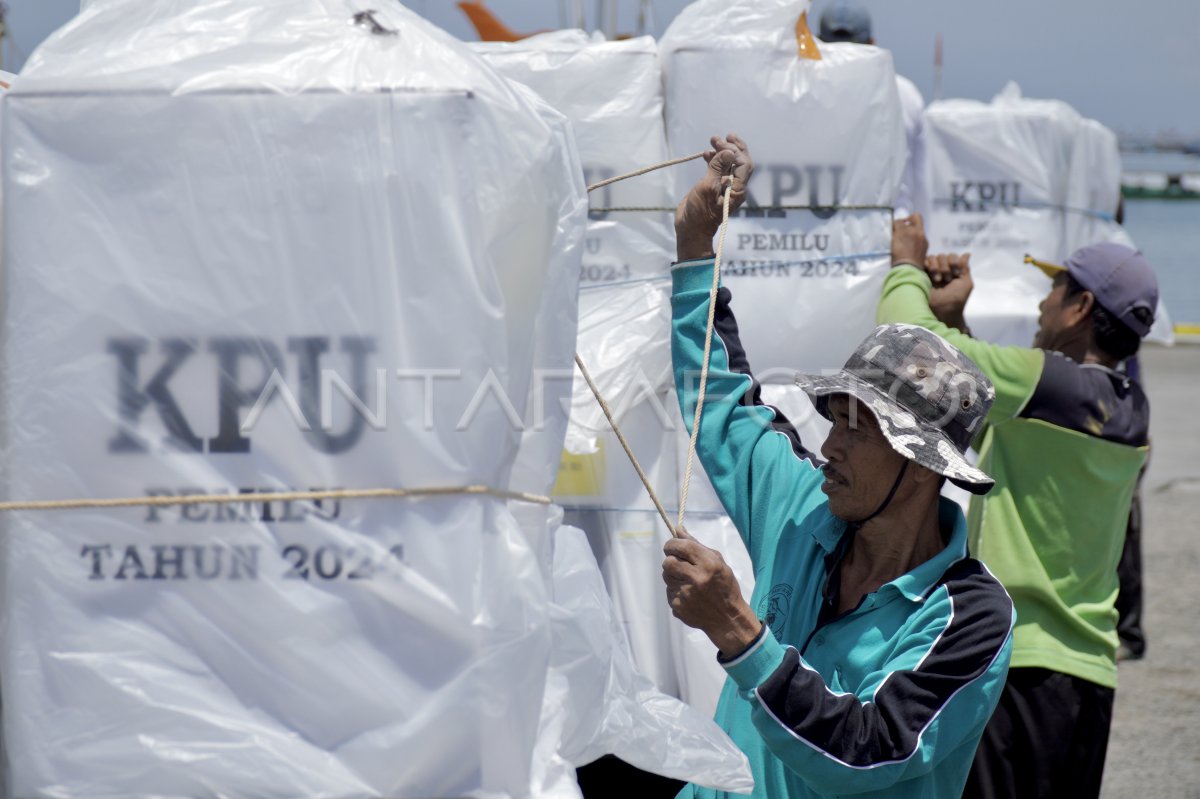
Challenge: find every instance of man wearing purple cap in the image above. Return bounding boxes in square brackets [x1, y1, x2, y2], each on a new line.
[881, 218, 1157, 799]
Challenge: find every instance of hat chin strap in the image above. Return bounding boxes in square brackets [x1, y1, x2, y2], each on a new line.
[849, 459, 910, 529]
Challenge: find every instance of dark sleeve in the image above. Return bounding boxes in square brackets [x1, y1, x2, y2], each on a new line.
[1020, 352, 1150, 446]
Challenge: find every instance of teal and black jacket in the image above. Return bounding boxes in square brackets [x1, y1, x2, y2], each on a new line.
[671, 259, 1015, 799]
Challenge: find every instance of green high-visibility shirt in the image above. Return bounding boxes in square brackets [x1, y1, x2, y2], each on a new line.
[878, 265, 1149, 689]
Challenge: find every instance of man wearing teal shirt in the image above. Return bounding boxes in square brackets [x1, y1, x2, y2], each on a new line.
[880, 220, 1157, 799]
[660, 135, 1014, 799]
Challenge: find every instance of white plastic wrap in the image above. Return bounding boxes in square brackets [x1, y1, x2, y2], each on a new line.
[920, 83, 1081, 348]
[1063, 117, 1123, 257]
[474, 32, 676, 454]
[474, 31, 686, 706]
[660, 0, 815, 54]
[555, 400, 682, 695]
[662, 0, 904, 429]
[1, 2, 588, 797]
[894, 74, 926, 218]
[0, 70, 10, 255]
[921, 83, 1172, 347]
[540, 525, 752, 793]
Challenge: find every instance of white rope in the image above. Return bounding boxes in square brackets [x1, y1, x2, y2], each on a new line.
[573, 353, 674, 533]
[577, 155, 734, 537]
[0, 485, 552, 513]
[677, 180, 732, 533]
[587, 151, 707, 193]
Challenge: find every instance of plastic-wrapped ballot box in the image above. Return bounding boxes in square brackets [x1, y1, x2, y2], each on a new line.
[474, 31, 675, 290]
[921, 84, 1174, 348]
[0, 2, 587, 797]
[920, 84, 1082, 348]
[662, 30, 904, 464]
[659, 10, 907, 494]
[662, 23, 905, 383]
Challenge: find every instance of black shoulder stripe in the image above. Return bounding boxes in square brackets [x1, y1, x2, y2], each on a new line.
[1021, 351, 1150, 446]
[712, 287, 822, 465]
[755, 558, 1012, 768]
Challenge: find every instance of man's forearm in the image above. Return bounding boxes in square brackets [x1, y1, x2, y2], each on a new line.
[935, 309, 971, 337]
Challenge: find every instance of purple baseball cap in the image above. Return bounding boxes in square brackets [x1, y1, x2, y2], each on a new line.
[1025, 243, 1158, 337]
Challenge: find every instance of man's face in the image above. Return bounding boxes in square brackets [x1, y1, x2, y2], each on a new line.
[1033, 273, 1087, 350]
[819, 394, 910, 521]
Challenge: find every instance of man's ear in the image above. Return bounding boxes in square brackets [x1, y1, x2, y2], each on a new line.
[1065, 289, 1095, 327]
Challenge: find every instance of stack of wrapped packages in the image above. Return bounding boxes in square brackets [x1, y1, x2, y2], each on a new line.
[0, 1, 749, 796]
[919, 82, 1173, 347]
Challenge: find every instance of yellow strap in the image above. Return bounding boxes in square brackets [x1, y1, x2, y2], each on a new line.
[795, 12, 822, 60]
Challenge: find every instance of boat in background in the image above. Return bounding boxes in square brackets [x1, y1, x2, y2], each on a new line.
[1122, 171, 1200, 200]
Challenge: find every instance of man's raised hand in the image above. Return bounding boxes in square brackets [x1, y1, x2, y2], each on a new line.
[674, 134, 753, 262]
[925, 252, 974, 335]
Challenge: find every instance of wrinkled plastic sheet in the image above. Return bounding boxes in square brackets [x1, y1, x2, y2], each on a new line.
[541, 524, 751, 793]
[1, 1, 590, 796]
[474, 32, 677, 455]
[663, 24, 904, 379]
[476, 29, 690, 715]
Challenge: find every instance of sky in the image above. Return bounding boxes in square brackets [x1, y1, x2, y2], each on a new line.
[4, 0, 1198, 139]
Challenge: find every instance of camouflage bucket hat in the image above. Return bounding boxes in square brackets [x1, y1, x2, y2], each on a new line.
[795, 323, 996, 495]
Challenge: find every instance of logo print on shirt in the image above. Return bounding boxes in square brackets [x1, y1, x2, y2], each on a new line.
[757, 583, 794, 641]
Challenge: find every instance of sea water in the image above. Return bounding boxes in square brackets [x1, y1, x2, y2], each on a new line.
[1123, 199, 1200, 329]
